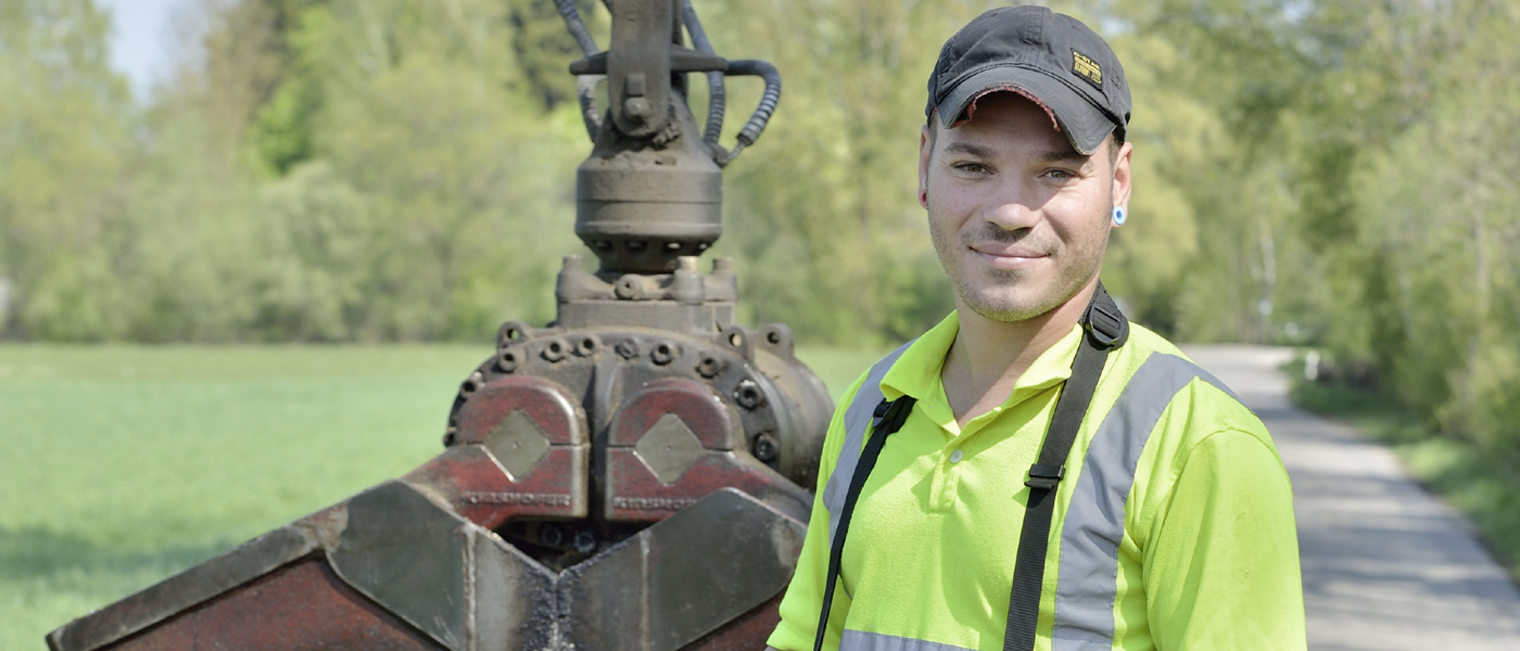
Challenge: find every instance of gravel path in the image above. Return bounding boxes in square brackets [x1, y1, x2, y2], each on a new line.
[1181, 344, 1520, 650]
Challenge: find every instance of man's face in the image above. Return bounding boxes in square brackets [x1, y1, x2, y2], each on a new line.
[918, 92, 1131, 322]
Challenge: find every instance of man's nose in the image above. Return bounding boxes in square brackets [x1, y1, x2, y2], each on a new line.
[982, 179, 1041, 231]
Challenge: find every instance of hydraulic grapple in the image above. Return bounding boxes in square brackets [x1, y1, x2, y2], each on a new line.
[47, 2, 828, 649]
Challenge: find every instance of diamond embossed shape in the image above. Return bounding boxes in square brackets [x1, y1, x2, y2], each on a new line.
[633, 413, 707, 484]
[484, 408, 552, 480]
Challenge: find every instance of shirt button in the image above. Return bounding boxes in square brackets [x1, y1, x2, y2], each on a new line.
[949, 449, 964, 464]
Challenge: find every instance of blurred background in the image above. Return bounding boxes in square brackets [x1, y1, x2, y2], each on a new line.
[7, 0, 1519, 408]
[3, 0, 1519, 647]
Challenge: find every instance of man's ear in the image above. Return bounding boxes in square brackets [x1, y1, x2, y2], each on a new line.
[1110, 139, 1133, 224]
[918, 123, 933, 209]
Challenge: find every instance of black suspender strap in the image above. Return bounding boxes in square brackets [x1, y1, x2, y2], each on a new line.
[809, 283, 1127, 651]
[812, 395, 916, 651]
[1003, 283, 1128, 651]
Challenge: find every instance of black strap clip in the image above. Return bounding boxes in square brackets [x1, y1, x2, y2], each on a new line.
[872, 396, 912, 432]
[1083, 283, 1129, 349]
[1024, 463, 1065, 491]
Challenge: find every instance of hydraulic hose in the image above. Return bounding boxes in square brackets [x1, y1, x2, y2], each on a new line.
[554, 0, 604, 140]
[554, 0, 599, 56]
[554, 0, 781, 159]
[681, 0, 726, 147]
[723, 59, 781, 162]
[575, 75, 605, 141]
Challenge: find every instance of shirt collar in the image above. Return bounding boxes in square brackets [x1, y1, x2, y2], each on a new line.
[880, 310, 1085, 409]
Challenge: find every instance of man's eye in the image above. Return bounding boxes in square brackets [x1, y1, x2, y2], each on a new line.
[952, 162, 989, 174]
[1044, 169, 1078, 180]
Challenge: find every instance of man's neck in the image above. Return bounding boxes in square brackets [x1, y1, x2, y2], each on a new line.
[941, 280, 1098, 427]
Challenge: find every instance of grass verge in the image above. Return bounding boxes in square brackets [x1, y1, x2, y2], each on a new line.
[1287, 365, 1520, 582]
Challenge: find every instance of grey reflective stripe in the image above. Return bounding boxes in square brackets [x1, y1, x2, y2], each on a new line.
[822, 340, 914, 544]
[840, 629, 977, 651]
[1051, 352, 1240, 650]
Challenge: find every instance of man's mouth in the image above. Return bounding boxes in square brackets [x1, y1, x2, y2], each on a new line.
[970, 243, 1049, 269]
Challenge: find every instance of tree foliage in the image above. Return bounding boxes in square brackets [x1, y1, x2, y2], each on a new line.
[4, 0, 1520, 461]
[0, 0, 133, 339]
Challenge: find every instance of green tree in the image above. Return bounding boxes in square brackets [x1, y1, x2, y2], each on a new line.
[1348, 0, 1520, 461]
[700, 0, 1028, 345]
[0, 0, 134, 340]
[290, 0, 586, 339]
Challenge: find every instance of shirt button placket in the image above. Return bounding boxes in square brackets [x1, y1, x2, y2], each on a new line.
[935, 448, 963, 510]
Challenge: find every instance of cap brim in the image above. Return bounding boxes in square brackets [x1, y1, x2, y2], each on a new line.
[936, 66, 1114, 155]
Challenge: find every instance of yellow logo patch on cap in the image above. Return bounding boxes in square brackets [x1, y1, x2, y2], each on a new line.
[1072, 51, 1102, 88]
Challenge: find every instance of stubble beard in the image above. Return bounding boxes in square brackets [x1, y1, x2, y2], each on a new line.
[930, 205, 1110, 324]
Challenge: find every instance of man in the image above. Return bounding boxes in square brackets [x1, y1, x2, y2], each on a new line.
[766, 6, 1304, 651]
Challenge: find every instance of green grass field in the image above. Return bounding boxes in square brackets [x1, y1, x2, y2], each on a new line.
[0, 344, 885, 649]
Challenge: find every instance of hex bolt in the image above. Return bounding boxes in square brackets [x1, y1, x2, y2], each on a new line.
[576, 337, 597, 356]
[459, 371, 485, 399]
[498, 350, 519, 373]
[574, 530, 598, 554]
[753, 433, 780, 461]
[543, 340, 567, 363]
[624, 97, 651, 122]
[696, 355, 721, 379]
[615, 339, 640, 359]
[651, 342, 676, 365]
[734, 379, 764, 409]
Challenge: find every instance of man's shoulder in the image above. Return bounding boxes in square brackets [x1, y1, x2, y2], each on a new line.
[844, 339, 918, 401]
[1101, 322, 1201, 398]
[1109, 323, 1221, 396]
[1116, 322, 1190, 361]
[1105, 322, 1267, 441]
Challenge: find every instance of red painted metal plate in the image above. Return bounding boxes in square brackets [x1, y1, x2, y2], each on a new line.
[406, 444, 587, 529]
[680, 594, 785, 651]
[454, 375, 586, 446]
[608, 378, 738, 449]
[101, 557, 444, 651]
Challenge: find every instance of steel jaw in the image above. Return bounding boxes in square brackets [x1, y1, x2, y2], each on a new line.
[46, 482, 805, 651]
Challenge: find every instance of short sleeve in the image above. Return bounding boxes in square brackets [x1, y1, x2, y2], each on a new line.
[1144, 428, 1306, 650]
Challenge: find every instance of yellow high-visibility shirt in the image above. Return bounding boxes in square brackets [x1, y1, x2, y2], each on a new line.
[768, 311, 1305, 651]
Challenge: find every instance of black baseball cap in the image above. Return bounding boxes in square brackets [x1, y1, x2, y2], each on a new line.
[925, 5, 1130, 155]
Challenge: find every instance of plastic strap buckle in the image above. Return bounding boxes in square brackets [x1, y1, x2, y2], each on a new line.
[1024, 463, 1065, 491]
[1085, 300, 1125, 348]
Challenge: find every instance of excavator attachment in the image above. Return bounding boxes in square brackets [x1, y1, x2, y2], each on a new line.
[47, 1, 826, 649]
[49, 482, 803, 650]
